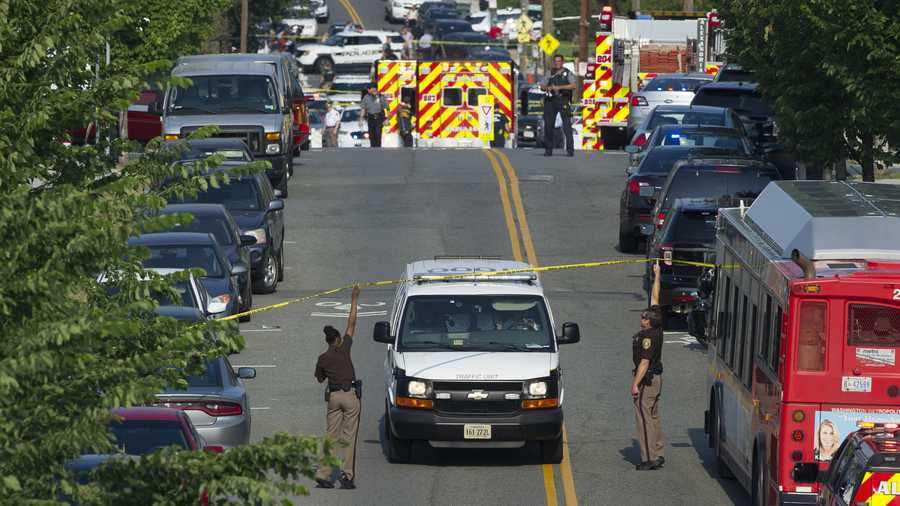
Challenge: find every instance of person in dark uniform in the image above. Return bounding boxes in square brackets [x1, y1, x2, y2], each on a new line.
[361, 83, 387, 148]
[539, 54, 577, 157]
[491, 111, 508, 148]
[398, 98, 414, 147]
[314, 286, 361, 489]
[632, 261, 665, 470]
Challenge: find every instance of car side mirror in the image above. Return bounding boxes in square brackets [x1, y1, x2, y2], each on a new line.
[624, 145, 640, 154]
[373, 321, 392, 343]
[231, 262, 248, 276]
[559, 322, 580, 344]
[791, 462, 820, 484]
[207, 301, 228, 315]
[237, 367, 257, 379]
[240, 235, 257, 246]
[204, 445, 225, 454]
[268, 199, 284, 212]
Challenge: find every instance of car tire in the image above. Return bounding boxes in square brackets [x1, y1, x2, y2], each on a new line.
[301, 139, 310, 151]
[541, 435, 564, 464]
[277, 240, 285, 282]
[239, 282, 252, 322]
[252, 250, 278, 294]
[713, 406, 735, 479]
[618, 227, 638, 253]
[277, 174, 289, 198]
[315, 57, 334, 75]
[384, 406, 411, 463]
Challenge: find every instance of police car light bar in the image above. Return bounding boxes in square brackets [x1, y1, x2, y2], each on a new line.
[412, 273, 538, 283]
[858, 421, 900, 429]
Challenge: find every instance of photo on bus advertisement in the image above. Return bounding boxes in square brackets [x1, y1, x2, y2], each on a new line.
[814, 408, 900, 461]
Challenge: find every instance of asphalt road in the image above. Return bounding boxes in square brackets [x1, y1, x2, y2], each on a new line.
[231, 147, 750, 505]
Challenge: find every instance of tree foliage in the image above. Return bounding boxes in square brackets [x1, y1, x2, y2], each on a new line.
[716, 0, 900, 180]
[0, 0, 325, 503]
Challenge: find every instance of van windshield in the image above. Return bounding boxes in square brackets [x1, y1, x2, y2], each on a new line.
[398, 295, 553, 352]
[168, 75, 279, 115]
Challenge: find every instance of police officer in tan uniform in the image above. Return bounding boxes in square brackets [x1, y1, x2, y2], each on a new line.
[315, 286, 361, 489]
[632, 262, 665, 470]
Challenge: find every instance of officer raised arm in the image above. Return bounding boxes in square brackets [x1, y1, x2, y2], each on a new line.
[314, 285, 362, 490]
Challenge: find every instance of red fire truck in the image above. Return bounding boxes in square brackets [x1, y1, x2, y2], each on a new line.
[703, 181, 900, 506]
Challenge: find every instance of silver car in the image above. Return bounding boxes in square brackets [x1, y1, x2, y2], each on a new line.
[155, 356, 256, 448]
[627, 73, 713, 137]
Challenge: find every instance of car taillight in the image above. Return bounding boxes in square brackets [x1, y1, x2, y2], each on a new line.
[299, 123, 310, 134]
[628, 179, 640, 195]
[201, 402, 243, 417]
[660, 244, 673, 266]
[631, 95, 648, 106]
[633, 133, 647, 147]
[655, 212, 666, 229]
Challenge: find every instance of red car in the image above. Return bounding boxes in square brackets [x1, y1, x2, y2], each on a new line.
[106, 407, 223, 454]
[67, 90, 163, 145]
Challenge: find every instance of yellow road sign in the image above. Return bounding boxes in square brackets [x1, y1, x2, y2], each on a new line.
[516, 14, 533, 33]
[477, 94, 495, 141]
[539, 33, 559, 55]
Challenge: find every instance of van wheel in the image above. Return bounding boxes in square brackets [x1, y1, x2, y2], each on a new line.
[541, 436, 563, 464]
[315, 57, 334, 75]
[713, 407, 734, 479]
[384, 407, 411, 463]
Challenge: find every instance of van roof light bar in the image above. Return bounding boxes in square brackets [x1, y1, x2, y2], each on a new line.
[433, 255, 503, 260]
[412, 273, 537, 284]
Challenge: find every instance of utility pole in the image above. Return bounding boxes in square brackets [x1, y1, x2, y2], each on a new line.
[541, 0, 553, 73]
[240, 0, 249, 53]
[519, 0, 529, 80]
[683, 0, 694, 11]
[632, 0, 641, 11]
[579, 0, 589, 69]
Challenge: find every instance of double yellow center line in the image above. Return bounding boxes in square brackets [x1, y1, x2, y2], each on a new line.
[337, 0, 364, 28]
[484, 149, 578, 506]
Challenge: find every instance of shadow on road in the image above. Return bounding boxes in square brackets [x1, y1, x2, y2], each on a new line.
[687, 428, 751, 506]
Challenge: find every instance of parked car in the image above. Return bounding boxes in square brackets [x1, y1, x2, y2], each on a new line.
[644, 199, 718, 321]
[167, 164, 286, 294]
[627, 124, 755, 167]
[618, 146, 741, 253]
[337, 107, 370, 148]
[296, 31, 400, 74]
[129, 232, 248, 319]
[163, 62, 295, 196]
[329, 74, 371, 94]
[627, 73, 714, 137]
[650, 156, 780, 231]
[517, 115, 545, 148]
[154, 355, 256, 448]
[711, 63, 754, 83]
[101, 268, 221, 320]
[386, 0, 424, 23]
[67, 89, 163, 146]
[433, 31, 491, 59]
[627, 104, 750, 151]
[429, 19, 474, 39]
[690, 81, 774, 143]
[159, 204, 257, 319]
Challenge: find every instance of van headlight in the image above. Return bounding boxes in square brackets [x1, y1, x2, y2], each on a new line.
[408, 380, 427, 397]
[266, 143, 281, 154]
[527, 380, 548, 397]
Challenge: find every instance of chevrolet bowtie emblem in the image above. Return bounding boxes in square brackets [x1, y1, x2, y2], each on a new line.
[467, 390, 488, 400]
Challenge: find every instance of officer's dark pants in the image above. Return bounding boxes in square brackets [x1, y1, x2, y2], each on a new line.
[367, 114, 385, 147]
[633, 374, 665, 463]
[490, 134, 506, 148]
[316, 390, 361, 480]
[401, 131, 413, 147]
[543, 99, 573, 155]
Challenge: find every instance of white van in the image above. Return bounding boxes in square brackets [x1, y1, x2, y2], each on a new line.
[374, 257, 580, 463]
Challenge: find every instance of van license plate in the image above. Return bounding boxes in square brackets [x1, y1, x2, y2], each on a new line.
[463, 424, 491, 439]
[842, 376, 872, 393]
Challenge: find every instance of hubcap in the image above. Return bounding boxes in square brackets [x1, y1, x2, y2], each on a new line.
[264, 254, 277, 286]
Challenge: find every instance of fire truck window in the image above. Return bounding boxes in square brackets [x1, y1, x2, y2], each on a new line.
[718, 275, 731, 360]
[442, 88, 462, 107]
[400, 87, 416, 114]
[467, 87, 487, 107]
[761, 296, 772, 362]
[746, 303, 758, 387]
[728, 284, 740, 368]
[771, 305, 783, 371]
[848, 304, 900, 346]
[737, 294, 748, 377]
[797, 301, 827, 371]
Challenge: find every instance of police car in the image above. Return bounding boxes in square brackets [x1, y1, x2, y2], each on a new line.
[295, 30, 403, 74]
[794, 421, 900, 505]
[374, 257, 580, 463]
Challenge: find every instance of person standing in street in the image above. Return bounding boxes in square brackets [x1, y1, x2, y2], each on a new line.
[398, 98, 414, 147]
[323, 102, 340, 148]
[360, 83, 387, 148]
[314, 286, 361, 490]
[539, 54, 576, 157]
[491, 110, 508, 148]
[418, 29, 433, 59]
[401, 26, 415, 59]
[632, 261, 665, 471]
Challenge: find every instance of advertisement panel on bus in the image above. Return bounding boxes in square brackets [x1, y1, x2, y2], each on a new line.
[813, 408, 900, 462]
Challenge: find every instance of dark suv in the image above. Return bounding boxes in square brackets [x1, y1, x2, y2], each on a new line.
[650, 157, 780, 231]
[644, 199, 718, 319]
[619, 146, 745, 253]
[691, 82, 774, 143]
[168, 163, 285, 294]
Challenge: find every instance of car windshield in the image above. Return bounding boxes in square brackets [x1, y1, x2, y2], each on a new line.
[648, 111, 725, 130]
[692, 89, 773, 116]
[398, 295, 553, 351]
[109, 420, 189, 455]
[168, 75, 279, 114]
[164, 215, 234, 246]
[643, 78, 709, 92]
[663, 167, 777, 209]
[172, 178, 262, 211]
[143, 245, 224, 278]
[341, 109, 361, 122]
[323, 35, 344, 46]
[151, 280, 197, 307]
[666, 210, 717, 245]
[654, 130, 748, 153]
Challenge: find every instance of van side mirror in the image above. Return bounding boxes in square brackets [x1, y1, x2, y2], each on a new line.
[268, 199, 284, 212]
[373, 321, 392, 343]
[240, 235, 257, 246]
[791, 462, 820, 484]
[559, 322, 580, 344]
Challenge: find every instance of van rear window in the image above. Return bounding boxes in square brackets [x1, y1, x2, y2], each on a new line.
[849, 304, 900, 346]
[663, 167, 776, 208]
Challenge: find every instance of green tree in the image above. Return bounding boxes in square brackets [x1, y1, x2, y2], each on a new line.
[0, 1, 327, 503]
[716, 0, 900, 181]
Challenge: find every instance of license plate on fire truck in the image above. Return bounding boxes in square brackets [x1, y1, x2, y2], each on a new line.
[463, 424, 491, 439]
[842, 376, 872, 393]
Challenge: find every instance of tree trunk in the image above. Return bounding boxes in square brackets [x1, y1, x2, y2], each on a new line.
[861, 131, 875, 182]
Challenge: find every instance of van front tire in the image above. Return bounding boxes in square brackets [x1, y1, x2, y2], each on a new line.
[384, 407, 411, 463]
[541, 436, 563, 464]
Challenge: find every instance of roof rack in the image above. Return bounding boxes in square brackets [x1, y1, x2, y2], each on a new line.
[433, 255, 502, 260]
[413, 272, 537, 284]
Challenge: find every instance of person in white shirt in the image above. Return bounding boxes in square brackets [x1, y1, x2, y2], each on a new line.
[323, 102, 341, 148]
[418, 30, 433, 59]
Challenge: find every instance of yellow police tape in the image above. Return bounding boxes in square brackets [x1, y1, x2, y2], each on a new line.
[219, 257, 716, 322]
